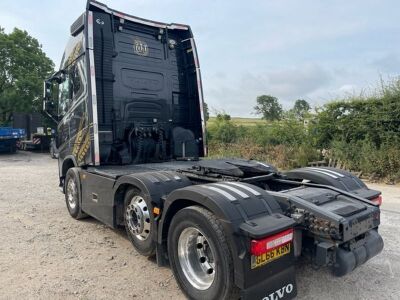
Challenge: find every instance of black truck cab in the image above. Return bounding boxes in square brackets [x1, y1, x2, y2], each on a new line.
[44, 1, 205, 177]
[43, 2, 383, 300]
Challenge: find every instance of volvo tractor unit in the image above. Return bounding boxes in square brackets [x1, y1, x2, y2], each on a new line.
[43, 1, 384, 299]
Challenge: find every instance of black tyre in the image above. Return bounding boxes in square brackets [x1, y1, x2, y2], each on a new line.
[50, 145, 56, 159]
[10, 143, 16, 153]
[168, 206, 240, 300]
[65, 168, 87, 219]
[124, 188, 156, 256]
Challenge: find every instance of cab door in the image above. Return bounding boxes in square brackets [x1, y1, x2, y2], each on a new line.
[56, 57, 90, 165]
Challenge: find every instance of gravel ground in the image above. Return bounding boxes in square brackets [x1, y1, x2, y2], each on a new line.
[0, 151, 399, 299]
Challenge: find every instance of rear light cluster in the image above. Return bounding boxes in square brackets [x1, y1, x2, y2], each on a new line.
[250, 228, 293, 256]
[371, 195, 383, 206]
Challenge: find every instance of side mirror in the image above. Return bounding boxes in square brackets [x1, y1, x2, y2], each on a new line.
[43, 79, 59, 122]
[43, 80, 52, 101]
[53, 71, 66, 84]
[43, 70, 67, 122]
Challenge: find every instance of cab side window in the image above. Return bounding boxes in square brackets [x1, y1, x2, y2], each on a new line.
[57, 61, 83, 117]
[70, 63, 83, 99]
[58, 72, 71, 118]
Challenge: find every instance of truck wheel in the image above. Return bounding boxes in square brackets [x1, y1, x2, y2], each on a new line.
[65, 169, 87, 219]
[50, 145, 56, 158]
[168, 206, 240, 300]
[124, 188, 156, 256]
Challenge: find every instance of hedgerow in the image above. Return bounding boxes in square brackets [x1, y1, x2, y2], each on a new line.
[207, 79, 400, 181]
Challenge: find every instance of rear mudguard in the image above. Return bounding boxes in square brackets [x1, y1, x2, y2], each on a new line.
[159, 181, 297, 298]
[112, 171, 192, 233]
[114, 174, 297, 297]
[113, 171, 192, 208]
[284, 167, 380, 200]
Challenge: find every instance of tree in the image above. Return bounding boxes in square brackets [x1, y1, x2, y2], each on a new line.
[254, 95, 283, 121]
[292, 99, 311, 120]
[216, 112, 231, 121]
[0, 27, 54, 124]
[209, 112, 237, 143]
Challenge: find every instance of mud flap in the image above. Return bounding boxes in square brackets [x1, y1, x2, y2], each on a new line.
[241, 266, 297, 300]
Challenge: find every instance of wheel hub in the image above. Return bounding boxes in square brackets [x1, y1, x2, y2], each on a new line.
[66, 178, 77, 210]
[178, 227, 216, 290]
[126, 196, 151, 240]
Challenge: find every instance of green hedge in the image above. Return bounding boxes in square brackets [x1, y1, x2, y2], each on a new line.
[207, 79, 400, 181]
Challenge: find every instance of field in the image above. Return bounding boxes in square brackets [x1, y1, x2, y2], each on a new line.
[207, 117, 265, 127]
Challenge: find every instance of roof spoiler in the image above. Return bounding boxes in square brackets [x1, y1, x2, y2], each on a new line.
[70, 0, 189, 37]
[70, 12, 86, 37]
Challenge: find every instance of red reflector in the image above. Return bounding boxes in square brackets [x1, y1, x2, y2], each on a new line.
[371, 195, 382, 206]
[251, 228, 293, 256]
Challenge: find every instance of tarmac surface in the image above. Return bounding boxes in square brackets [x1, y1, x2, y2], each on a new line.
[0, 151, 399, 299]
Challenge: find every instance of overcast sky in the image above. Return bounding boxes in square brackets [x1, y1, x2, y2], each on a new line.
[1, 0, 399, 117]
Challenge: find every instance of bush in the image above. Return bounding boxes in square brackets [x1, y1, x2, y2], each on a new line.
[207, 79, 400, 181]
[207, 115, 238, 143]
[324, 136, 400, 182]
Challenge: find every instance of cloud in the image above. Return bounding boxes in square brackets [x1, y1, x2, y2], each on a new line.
[370, 53, 400, 74]
[204, 64, 332, 116]
[265, 64, 331, 98]
[251, 21, 366, 55]
[1, 0, 399, 118]
[338, 84, 357, 93]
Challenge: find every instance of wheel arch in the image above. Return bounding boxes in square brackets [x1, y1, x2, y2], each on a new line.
[113, 181, 148, 227]
[159, 193, 236, 240]
[112, 172, 192, 228]
[157, 182, 288, 289]
[159, 198, 209, 246]
[157, 186, 244, 267]
[284, 166, 367, 191]
[60, 156, 78, 192]
[283, 166, 381, 199]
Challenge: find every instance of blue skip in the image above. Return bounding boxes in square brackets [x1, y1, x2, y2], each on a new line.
[0, 127, 26, 153]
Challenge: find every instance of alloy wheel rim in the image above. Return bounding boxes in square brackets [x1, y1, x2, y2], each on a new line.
[66, 178, 77, 210]
[126, 196, 151, 240]
[177, 227, 216, 290]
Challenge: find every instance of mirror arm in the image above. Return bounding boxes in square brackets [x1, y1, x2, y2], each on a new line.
[43, 108, 59, 123]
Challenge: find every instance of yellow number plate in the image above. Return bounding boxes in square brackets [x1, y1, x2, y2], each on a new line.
[251, 243, 291, 269]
